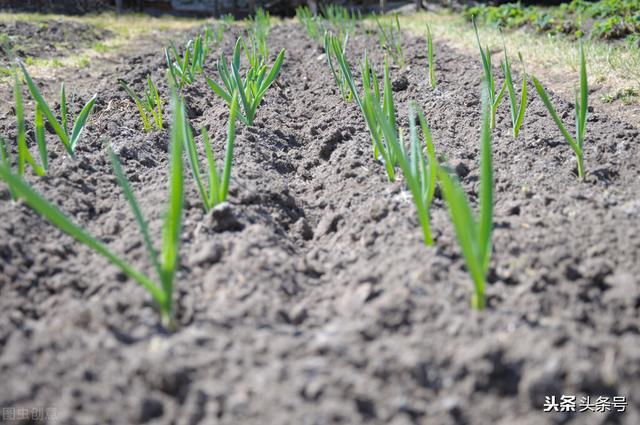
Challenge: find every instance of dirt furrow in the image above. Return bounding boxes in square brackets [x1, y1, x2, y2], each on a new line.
[0, 20, 639, 425]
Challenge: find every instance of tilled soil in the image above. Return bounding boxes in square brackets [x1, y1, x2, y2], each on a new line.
[1, 1, 112, 15]
[0, 19, 639, 425]
[0, 19, 111, 67]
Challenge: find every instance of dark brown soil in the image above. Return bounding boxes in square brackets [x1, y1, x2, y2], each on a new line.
[0, 1, 112, 16]
[0, 18, 639, 425]
[0, 19, 111, 67]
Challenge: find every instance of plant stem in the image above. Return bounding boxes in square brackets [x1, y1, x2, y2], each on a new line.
[417, 204, 433, 245]
[160, 309, 175, 331]
[472, 281, 486, 310]
[384, 160, 396, 182]
[577, 153, 585, 180]
[490, 107, 497, 129]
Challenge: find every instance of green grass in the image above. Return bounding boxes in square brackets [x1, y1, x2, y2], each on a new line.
[533, 42, 589, 180]
[601, 87, 639, 104]
[438, 83, 494, 310]
[465, 0, 640, 42]
[399, 11, 639, 109]
[0, 92, 187, 329]
[0, 12, 207, 74]
[92, 41, 112, 53]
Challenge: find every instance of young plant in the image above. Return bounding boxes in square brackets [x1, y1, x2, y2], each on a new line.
[320, 3, 344, 27]
[0, 137, 16, 200]
[166, 32, 208, 90]
[320, 4, 358, 38]
[206, 13, 235, 49]
[118, 75, 164, 132]
[373, 100, 438, 245]
[438, 83, 493, 310]
[358, 52, 382, 158]
[360, 51, 381, 108]
[1, 40, 15, 78]
[248, 8, 271, 64]
[184, 91, 239, 212]
[426, 24, 436, 89]
[296, 6, 321, 42]
[12, 65, 46, 176]
[0, 137, 10, 168]
[532, 42, 588, 180]
[19, 62, 96, 158]
[241, 34, 266, 71]
[0, 92, 186, 328]
[252, 8, 271, 36]
[324, 31, 352, 102]
[360, 55, 400, 181]
[376, 13, 405, 68]
[405, 104, 438, 245]
[502, 44, 527, 139]
[206, 25, 222, 49]
[329, 36, 363, 109]
[329, 42, 398, 181]
[205, 37, 285, 126]
[473, 19, 506, 129]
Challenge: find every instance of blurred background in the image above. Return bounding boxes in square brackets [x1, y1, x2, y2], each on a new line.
[0, 0, 529, 17]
